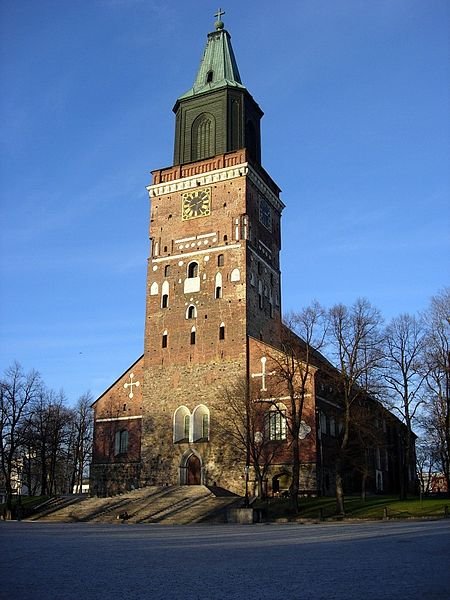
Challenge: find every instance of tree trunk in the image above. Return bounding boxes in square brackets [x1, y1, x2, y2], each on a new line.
[290, 436, 300, 513]
[335, 460, 345, 515]
[361, 472, 367, 501]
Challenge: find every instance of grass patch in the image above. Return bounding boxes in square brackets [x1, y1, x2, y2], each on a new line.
[254, 495, 450, 521]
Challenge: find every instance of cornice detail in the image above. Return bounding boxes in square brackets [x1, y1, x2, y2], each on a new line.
[247, 165, 285, 213]
[147, 164, 248, 198]
[147, 161, 285, 213]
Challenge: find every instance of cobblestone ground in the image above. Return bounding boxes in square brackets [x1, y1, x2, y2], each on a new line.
[1, 520, 449, 600]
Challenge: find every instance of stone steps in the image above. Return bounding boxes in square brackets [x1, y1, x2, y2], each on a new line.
[28, 486, 241, 524]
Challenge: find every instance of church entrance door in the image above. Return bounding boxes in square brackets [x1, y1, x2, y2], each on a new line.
[186, 454, 201, 485]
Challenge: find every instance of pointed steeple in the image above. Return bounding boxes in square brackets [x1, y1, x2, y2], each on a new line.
[172, 13, 263, 167]
[178, 18, 245, 100]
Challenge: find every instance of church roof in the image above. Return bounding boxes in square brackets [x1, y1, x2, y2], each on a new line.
[177, 18, 246, 101]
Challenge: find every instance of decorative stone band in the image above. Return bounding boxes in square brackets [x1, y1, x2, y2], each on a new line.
[95, 415, 143, 423]
[151, 243, 241, 263]
[147, 162, 284, 214]
[148, 164, 247, 198]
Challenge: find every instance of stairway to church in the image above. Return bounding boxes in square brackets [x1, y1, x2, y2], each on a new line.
[27, 486, 241, 524]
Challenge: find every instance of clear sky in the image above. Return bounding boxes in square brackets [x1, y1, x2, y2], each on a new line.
[1, 0, 449, 404]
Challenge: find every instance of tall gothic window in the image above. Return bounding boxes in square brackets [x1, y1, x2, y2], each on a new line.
[161, 281, 169, 309]
[267, 404, 287, 441]
[192, 405, 210, 442]
[173, 406, 190, 442]
[114, 430, 129, 455]
[215, 272, 223, 299]
[191, 113, 215, 161]
[245, 119, 258, 162]
[184, 415, 190, 440]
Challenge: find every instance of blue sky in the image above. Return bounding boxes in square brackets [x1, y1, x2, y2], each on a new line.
[1, 0, 449, 403]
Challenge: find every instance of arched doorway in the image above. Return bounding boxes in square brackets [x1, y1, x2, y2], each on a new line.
[272, 472, 291, 496]
[186, 453, 201, 485]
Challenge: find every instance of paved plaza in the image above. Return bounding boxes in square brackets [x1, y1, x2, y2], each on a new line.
[1, 520, 449, 599]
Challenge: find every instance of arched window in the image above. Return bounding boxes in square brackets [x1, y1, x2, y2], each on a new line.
[186, 305, 197, 319]
[162, 330, 168, 348]
[217, 254, 224, 267]
[190, 326, 196, 345]
[114, 430, 129, 455]
[192, 405, 210, 442]
[206, 70, 214, 83]
[187, 262, 198, 278]
[173, 406, 191, 442]
[184, 415, 190, 440]
[219, 322, 225, 340]
[191, 113, 215, 161]
[161, 281, 169, 308]
[230, 268, 240, 282]
[150, 282, 159, 296]
[245, 119, 258, 162]
[215, 272, 222, 299]
[266, 404, 287, 441]
[231, 99, 240, 150]
[164, 265, 170, 277]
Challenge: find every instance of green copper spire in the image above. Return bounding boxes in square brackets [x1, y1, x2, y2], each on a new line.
[178, 14, 245, 100]
[172, 11, 263, 166]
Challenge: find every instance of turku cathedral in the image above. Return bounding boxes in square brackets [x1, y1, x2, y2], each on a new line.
[91, 14, 412, 498]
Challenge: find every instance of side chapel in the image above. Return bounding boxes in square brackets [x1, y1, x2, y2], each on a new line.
[90, 14, 412, 498]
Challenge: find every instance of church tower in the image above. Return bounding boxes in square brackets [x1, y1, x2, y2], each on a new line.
[91, 13, 303, 496]
[90, 14, 411, 499]
[141, 14, 285, 489]
[145, 15, 283, 363]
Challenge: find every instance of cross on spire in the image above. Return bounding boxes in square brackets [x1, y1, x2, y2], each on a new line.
[124, 372, 140, 399]
[215, 8, 225, 21]
[251, 357, 275, 392]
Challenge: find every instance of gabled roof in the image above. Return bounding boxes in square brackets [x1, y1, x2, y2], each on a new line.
[91, 354, 144, 407]
[177, 23, 246, 101]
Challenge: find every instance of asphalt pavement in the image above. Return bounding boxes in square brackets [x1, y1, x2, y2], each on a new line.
[1, 520, 449, 599]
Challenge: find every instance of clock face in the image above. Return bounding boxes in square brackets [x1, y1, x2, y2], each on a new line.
[181, 188, 211, 221]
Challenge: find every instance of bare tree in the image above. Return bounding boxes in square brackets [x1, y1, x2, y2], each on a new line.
[68, 393, 93, 493]
[383, 313, 426, 498]
[422, 288, 450, 492]
[415, 438, 439, 495]
[347, 399, 387, 500]
[26, 388, 74, 495]
[218, 378, 283, 500]
[326, 298, 384, 514]
[0, 363, 42, 518]
[266, 302, 326, 512]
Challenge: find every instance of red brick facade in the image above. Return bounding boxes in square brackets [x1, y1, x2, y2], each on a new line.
[90, 22, 410, 499]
